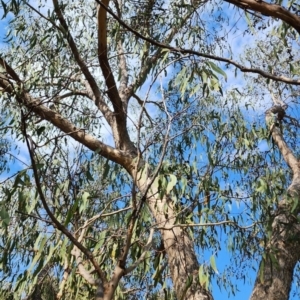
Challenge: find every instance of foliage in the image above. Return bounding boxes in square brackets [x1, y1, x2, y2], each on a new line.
[0, 0, 300, 299]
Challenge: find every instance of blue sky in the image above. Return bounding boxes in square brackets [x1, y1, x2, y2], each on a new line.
[1, 2, 299, 299]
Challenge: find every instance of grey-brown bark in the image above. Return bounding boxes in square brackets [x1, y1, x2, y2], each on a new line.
[250, 106, 300, 300]
[146, 195, 213, 300]
[250, 203, 300, 300]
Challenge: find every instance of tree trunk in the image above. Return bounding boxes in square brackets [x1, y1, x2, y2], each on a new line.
[250, 106, 300, 300]
[250, 203, 300, 300]
[147, 196, 213, 300]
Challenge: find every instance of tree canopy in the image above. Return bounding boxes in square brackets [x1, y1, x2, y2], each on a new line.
[0, 0, 300, 299]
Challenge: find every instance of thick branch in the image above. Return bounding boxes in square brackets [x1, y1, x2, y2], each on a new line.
[51, 0, 113, 125]
[117, 40, 130, 105]
[265, 106, 300, 196]
[95, 0, 300, 85]
[225, 0, 300, 34]
[97, 1, 125, 115]
[71, 246, 98, 285]
[115, 0, 130, 102]
[251, 105, 300, 300]
[0, 72, 133, 171]
[97, 1, 136, 152]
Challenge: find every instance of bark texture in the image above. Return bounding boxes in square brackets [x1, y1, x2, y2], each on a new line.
[250, 106, 300, 300]
[250, 204, 300, 300]
[146, 195, 213, 300]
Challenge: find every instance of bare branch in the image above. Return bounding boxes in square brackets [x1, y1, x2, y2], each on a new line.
[25, 2, 61, 31]
[131, 2, 196, 92]
[57, 258, 71, 299]
[155, 220, 259, 230]
[52, 91, 92, 103]
[132, 94, 153, 125]
[75, 205, 133, 235]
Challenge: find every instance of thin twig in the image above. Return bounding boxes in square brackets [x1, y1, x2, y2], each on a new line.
[21, 112, 107, 284]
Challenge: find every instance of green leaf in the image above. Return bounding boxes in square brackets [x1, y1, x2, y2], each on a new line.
[210, 255, 218, 274]
[36, 126, 46, 136]
[94, 230, 107, 252]
[198, 265, 209, 288]
[103, 160, 110, 178]
[166, 174, 177, 194]
[174, 66, 187, 87]
[259, 259, 265, 283]
[28, 251, 42, 273]
[206, 61, 227, 80]
[0, 206, 10, 228]
[86, 169, 94, 181]
[79, 191, 90, 213]
[291, 197, 299, 213]
[1, 0, 7, 18]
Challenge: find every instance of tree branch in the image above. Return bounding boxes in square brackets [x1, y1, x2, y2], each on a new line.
[57, 258, 71, 299]
[0, 64, 133, 170]
[117, 40, 130, 106]
[250, 103, 300, 300]
[71, 246, 98, 285]
[265, 105, 300, 197]
[75, 205, 132, 235]
[51, 0, 113, 125]
[155, 220, 258, 230]
[124, 228, 154, 274]
[96, 1, 136, 152]
[225, 0, 300, 34]
[95, 0, 300, 85]
[22, 120, 107, 284]
[130, 1, 199, 92]
[97, 1, 125, 115]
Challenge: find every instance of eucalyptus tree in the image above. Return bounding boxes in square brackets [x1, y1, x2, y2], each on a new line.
[0, 1, 300, 300]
